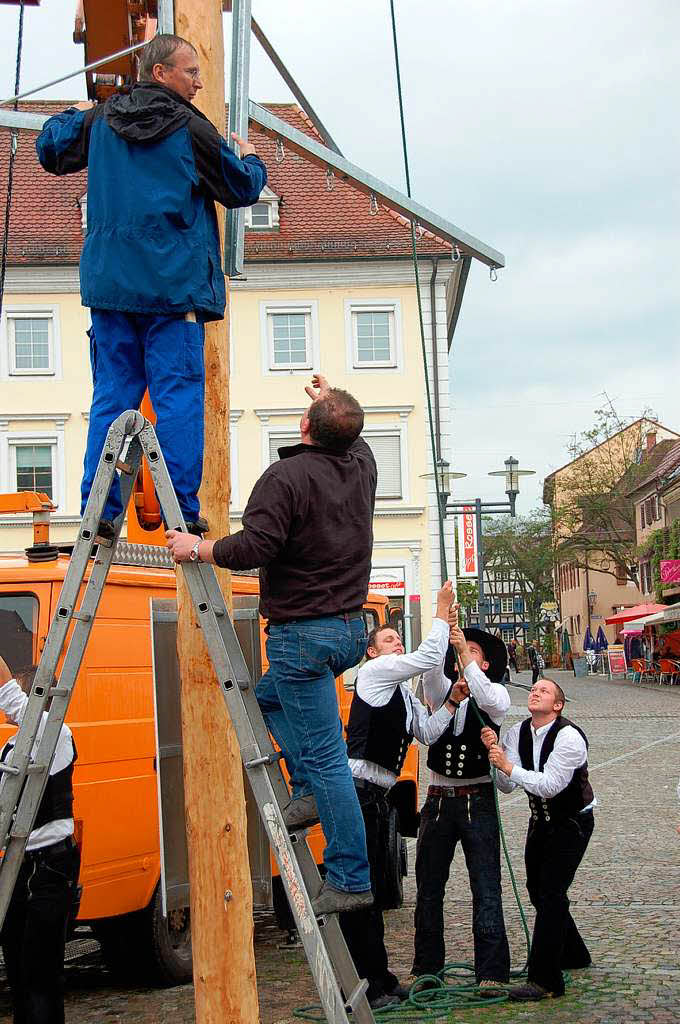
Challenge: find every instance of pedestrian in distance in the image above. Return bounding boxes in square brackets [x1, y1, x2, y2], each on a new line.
[527, 643, 540, 684]
[482, 676, 596, 1001]
[507, 639, 519, 674]
[0, 654, 80, 1024]
[36, 33, 267, 541]
[412, 617, 511, 994]
[167, 374, 377, 915]
[341, 582, 458, 1009]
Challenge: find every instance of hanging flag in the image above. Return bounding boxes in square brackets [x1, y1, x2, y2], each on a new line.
[457, 505, 478, 578]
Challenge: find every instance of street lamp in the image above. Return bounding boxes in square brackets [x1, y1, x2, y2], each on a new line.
[488, 456, 536, 516]
[445, 456, 535, 631]
[420, 460, 467, 580]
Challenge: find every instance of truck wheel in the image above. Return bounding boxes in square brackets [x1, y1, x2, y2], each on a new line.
[93, 885, 192, 986]
[381, 807, 407, 911]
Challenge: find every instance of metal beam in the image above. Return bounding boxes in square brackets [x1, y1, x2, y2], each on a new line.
[248, 102, 505, 269]
[225, 0, 252, 277]
[251, 17, 341, 156]
[0, 110, 47, 130]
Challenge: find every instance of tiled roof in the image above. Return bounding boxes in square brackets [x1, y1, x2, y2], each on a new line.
[0, 101, 450, 265]
[626, 440, 680, 496]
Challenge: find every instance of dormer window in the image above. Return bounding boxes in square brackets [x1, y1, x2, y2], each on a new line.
[245, 186, 280, 231]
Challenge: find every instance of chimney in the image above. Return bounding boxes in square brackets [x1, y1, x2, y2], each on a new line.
[646, 429, 657, 453]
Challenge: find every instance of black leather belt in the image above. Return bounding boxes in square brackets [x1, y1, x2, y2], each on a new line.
[25, 836, 76, 860]
[428, 783, 490, 799]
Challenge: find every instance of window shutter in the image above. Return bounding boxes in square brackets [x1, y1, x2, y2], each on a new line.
[640, 503, 646, 528]
[268, 433, 300, 465]
[364, 433, 402, 498]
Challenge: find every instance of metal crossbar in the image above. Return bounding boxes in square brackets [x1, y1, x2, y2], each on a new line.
[0, 411, 374, 1024]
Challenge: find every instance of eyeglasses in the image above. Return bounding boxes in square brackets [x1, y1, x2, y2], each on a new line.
[163, 62, 202, 81]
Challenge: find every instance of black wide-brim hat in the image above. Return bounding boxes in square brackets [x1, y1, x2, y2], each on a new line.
[444, 627, 508, 685]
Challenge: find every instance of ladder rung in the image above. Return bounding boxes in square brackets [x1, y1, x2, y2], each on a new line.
[116, 459, 133, 473]
[244, 751, 283, 770]
[49, 687, 70, 697]
[345, 979, 369, 1012]
[72, 611, 92, 622]
[26, 765, 47, 775]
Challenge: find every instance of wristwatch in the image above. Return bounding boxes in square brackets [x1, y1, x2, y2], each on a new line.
[188, 539, 202, 562]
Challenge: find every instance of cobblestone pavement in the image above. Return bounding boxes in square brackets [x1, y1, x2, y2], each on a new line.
[1, 670, 678, 1023]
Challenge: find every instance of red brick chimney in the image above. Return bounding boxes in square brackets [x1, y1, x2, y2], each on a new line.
[646, 429, 657, 453]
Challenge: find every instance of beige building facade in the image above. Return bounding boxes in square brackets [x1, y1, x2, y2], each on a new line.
[0, 103, 488, 640]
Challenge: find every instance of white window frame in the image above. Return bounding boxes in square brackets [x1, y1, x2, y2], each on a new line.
[344, 299, 403, 373]
[244, 185, 280, 231]
[259, 300, 320, 376]
[1, 304, 62, 380]
[262, 425, 302, 470]
[229, 410, 243, 511]
[500, 596, 514, 615]
[363, 423, 409, 503]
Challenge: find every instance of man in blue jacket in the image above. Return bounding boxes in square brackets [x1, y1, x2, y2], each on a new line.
[36, 33, 267, 538]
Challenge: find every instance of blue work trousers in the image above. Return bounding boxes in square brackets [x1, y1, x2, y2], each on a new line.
[81, 310, 205, 523]
[256, 616, 371, 893]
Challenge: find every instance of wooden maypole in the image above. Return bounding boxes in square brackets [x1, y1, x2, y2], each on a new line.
[173, 2, 260, 1021]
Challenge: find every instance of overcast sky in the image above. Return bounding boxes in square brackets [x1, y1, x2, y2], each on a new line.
[1, 0, 677, 514]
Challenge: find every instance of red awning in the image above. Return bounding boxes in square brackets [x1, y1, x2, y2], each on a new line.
[605, 603, 667, 625]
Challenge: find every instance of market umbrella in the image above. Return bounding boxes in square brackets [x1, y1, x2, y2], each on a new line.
[595, 626, 608, 651]
[604, 603, 666, 625]
[583, 627, 595, 651]
[561, 629, 572, 663]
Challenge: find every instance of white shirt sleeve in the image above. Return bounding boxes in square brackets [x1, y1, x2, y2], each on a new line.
[509, 726, 588, 798]
[356, 618, 449, 707]
[0, 679, 74, 775]
[407, 691, 453, 745]
[463, 661, 511, 724]
[494, 721, 521, 793]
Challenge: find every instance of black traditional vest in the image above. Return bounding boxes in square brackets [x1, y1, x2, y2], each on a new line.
[1, 736, 77, 830]
[427, 699, 497, 780]
[346, 685, 412, 776]
[518, 716, 594, 824]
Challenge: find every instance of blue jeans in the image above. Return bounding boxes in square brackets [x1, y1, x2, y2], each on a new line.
[256, 616, 370, 893]
[82, 310, 205, 522]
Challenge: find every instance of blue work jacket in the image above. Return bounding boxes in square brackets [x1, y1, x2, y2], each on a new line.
[36, 83, 267, 321]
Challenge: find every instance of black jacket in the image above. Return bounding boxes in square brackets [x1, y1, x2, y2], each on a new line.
[213, 439, 377, 621]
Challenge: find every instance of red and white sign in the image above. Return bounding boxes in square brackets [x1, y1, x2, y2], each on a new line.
[457, 506, 478, 578]
[660, 560, 680, 584]
[368, 567, 405, 596]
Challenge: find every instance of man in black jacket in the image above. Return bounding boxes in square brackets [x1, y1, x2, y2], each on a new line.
[167, 375, 377, 914]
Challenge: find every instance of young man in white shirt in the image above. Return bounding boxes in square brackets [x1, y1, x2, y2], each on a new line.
[341, 581, 458, 1009]
[412, 623, 511, 993]
[482, 677, 595, 1001]
[0, 654, 80, 1024]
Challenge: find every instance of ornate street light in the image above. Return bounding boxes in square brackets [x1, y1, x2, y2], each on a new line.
[487, 456, 535, 516]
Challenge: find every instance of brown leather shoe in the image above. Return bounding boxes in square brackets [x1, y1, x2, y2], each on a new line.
[508, 982, 557, 1001]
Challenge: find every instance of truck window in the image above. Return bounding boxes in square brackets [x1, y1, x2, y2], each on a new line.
[362, 609, 379, 634]
[0, 594, 38, 676]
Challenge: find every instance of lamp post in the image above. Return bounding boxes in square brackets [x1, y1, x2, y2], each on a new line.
[421, 459, 467, 583]
[445, 457, 535, 631]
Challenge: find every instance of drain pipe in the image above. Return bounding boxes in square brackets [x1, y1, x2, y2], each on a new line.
[429, 256, 442, 460]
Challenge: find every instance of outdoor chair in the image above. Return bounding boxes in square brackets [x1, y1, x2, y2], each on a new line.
[630, 658, 645, 684]
[659, 658, 680, 686]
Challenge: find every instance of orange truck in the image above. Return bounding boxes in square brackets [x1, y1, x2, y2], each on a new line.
[0, 493, 419, 984]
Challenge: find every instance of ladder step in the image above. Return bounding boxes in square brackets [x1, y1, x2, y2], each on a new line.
[48, 687, 70, 697]
[345, 979, 369, 1012]
[26, 765, 47, 775]
[244, 751, 283, 770]
[116, 459, 133, 474]
[72, 611, 92, 622]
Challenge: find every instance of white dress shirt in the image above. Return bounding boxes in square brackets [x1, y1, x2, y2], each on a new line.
[494, 717, 595, 810]
[423, 656, 511, 788]
[0, 679, 75, 850]
[348, 618, 454, 789]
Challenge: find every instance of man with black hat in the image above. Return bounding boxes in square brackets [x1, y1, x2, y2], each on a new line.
[482, 677, 595, 1001]
[412, 622, 511, 992]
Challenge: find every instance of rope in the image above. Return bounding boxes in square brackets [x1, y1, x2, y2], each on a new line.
[0, 0, 26, 322]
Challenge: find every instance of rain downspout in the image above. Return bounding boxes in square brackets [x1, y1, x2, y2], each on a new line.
[429, 256, 442, 459]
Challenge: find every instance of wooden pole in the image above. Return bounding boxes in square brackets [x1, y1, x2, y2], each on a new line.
[173, 3, 260, 1021]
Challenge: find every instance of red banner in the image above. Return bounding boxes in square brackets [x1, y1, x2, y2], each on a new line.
[660, 560, 680, 584]
[457, 506, 478, 578]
